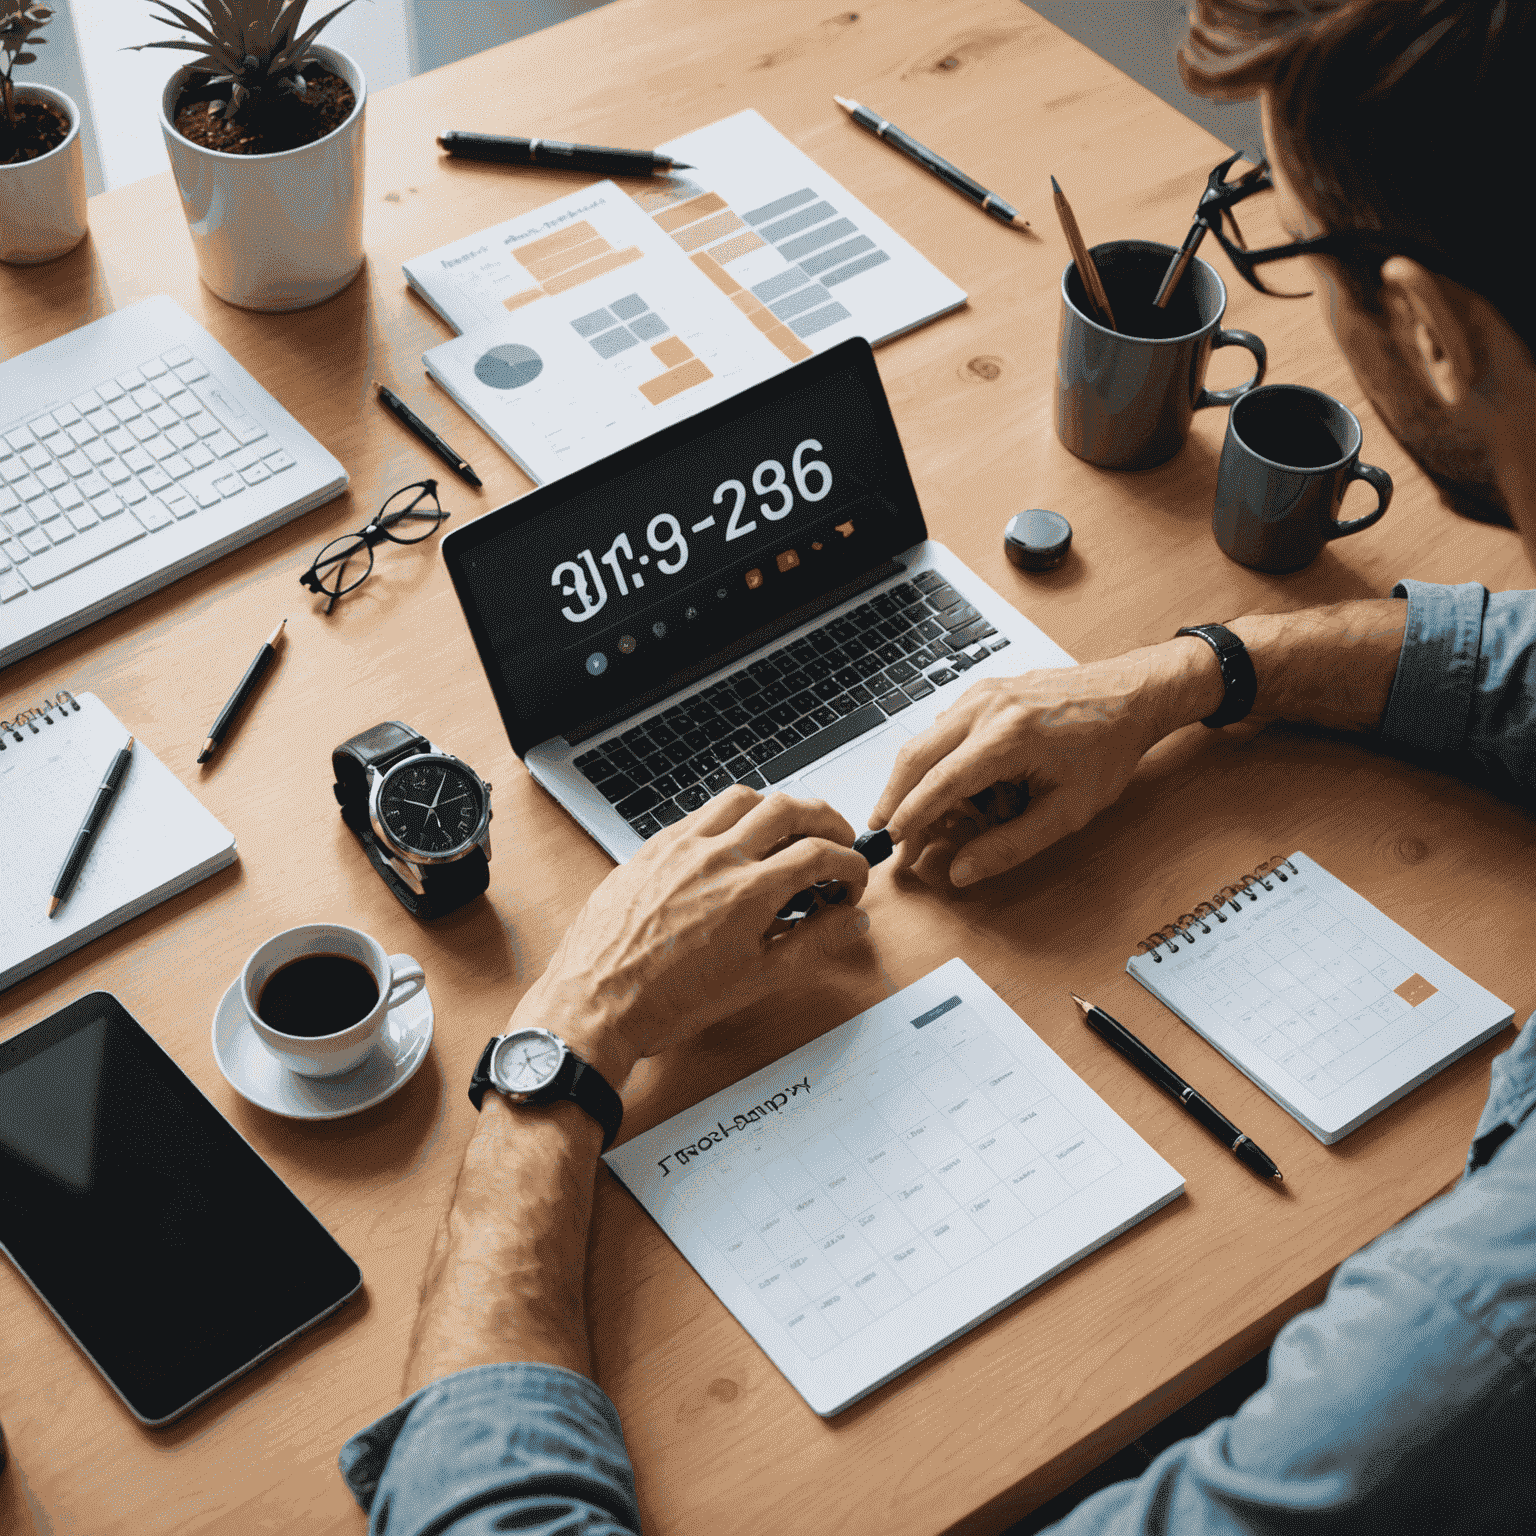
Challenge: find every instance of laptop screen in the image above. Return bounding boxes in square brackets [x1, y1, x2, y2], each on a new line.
[443, 338, 927, 755]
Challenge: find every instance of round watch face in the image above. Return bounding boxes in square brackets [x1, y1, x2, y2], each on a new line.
[377, 756, 485, 857]
[490, 1029, 565, 1095]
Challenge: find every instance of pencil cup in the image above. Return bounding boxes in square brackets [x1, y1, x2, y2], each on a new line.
[1212, 384, 1392, 573]
[1055, 239, 1266, 471]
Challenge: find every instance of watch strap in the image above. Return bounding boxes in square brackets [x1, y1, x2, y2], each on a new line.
[333, 722, 490, 919]
[467, 1033, 624, 1151]
[1175, 624, 1258, 728]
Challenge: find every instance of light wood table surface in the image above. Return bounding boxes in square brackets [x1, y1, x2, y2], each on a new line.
[3, 2, 1532, 1533]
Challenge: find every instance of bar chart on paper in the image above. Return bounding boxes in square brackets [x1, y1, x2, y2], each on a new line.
[604, 960, 1184, 1416]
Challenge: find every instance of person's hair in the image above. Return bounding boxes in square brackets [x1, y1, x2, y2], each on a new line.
[1181, 0, 1536, 359]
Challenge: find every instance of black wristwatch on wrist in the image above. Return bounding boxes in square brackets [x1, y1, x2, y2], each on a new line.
[468, 1027, 624, 1150]
[1175, 623, 1258, 728]
[332, 721, 493, 919]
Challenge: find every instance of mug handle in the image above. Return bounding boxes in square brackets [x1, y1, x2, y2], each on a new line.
[1193, 328, 1268, 410]
[385, 953, 427, 1010]
[1328, 460, 1393, 538]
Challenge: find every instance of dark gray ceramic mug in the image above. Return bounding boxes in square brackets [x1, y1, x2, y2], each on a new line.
[1055, 239, 1267, 470]
[1213, 384, 1392, 573]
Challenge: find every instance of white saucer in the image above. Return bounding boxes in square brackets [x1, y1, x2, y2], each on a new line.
[211, 979, 434, 1120]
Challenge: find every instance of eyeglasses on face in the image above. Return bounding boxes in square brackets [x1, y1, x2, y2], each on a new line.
[299, 481, 450, 614]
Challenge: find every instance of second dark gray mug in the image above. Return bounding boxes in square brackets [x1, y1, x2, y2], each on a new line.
[1213, 384, 1392, 573]
[1055, 239, 1267, 470]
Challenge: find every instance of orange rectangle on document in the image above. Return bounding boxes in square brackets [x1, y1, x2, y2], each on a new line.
[503, 287, 544, 312]
[640, 358, 714, 405]
[653, 191, 728, 232]
[706, 230, 766, 265]
[674, 211, 745, 252]
[520, 235, 611, 282]
[1396, 973, 1439, 1007]
[515, 221, 599, 266]
[692, 252, 741, 296]
[762, 322, 812, 361]
[650, 336, 693, 367]
[746, 306, 780, 334]
[542, 245, 643, 294]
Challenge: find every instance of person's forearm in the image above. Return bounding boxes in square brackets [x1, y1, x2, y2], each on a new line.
[402, 1092, 604, 1396]
[1147, 599, 1409, 737]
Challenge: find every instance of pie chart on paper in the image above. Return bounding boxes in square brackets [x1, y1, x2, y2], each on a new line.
[474, 343, 544, 389]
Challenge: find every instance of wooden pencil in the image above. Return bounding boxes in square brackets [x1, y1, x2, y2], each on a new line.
[1051, 175, 1117, 330]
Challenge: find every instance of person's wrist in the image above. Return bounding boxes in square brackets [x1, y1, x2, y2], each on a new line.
[511, 978, 640, 1088]
[1149, 635, 1229, 734]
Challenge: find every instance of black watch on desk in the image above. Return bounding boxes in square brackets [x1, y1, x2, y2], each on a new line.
[468, 1028, 624, 1150]
[332, 721, 493, 918]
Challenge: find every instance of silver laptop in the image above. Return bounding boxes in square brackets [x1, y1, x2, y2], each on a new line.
[0, 296, 347, 670]
[443, 337, 1073, 861]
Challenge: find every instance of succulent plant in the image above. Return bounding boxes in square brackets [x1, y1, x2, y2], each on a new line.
[0, 1, 52, 130]
[133, 0, 359, 122]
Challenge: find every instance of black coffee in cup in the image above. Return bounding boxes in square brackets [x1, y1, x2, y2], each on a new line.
[1232, 391, 1347, 469]
[257, 954, 380, 1038]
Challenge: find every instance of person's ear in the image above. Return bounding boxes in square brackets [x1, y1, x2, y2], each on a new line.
[1380, 257, 1476, 409]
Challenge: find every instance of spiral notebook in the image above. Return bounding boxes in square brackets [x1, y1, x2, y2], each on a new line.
[603, 959, 1184, 1416]
[0, 691, 236, 994]
[1126, 852, 1513, 1144]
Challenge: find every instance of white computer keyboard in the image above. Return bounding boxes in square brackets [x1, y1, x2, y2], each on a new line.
[0, 296, 347, 668]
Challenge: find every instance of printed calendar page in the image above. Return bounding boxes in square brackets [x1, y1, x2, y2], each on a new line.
[1128, 852, 1513, 1143]
[604, 959, 1184, 1416]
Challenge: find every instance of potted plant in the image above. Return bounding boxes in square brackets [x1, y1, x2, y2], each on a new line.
[0, 1, 88, 264]
[136, 0, 366, 312]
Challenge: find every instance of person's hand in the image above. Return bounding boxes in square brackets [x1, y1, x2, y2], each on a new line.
[870, 643, 1214, 888]
[514, 787, 872, 1084]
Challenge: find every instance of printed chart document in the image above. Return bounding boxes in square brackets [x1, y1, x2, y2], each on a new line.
[604, 960, 1184, 1416]
[1127, 851, 1513, 1144]
[407, 110, 967, 484]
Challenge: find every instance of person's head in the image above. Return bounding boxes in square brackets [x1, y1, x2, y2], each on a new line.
[1182, 0, 1536, 551]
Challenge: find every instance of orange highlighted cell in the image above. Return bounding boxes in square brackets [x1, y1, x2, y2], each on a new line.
[730, 290, 759, 314]
[503, 288, 544, 312]
[762, 322, 812, 361]
[650, 336, 694, 367]
[1396, 973, 1439, 1007]
[746, 307, 779, 334]
[515, 221, 599, 266]
[639, 357, 714, 405]
[654, 191, 729, 232]
[706, 230, 766, 265]
[674, 211, 745, 252]
[692, 252, 742, 295]
[542, 245, 643, 294]
[520, 235, 610, 281]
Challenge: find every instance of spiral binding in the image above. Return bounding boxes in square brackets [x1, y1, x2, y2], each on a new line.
[1135, 854, 1298, 962]
[0, 690, 79, 749]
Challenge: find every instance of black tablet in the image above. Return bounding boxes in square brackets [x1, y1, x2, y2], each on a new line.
[0, 993, 362, 1426]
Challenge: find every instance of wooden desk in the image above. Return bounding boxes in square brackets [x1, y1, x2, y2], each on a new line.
[3, 2, 1532, 1532]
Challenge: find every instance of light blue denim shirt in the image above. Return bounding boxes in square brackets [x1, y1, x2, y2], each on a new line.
[340, 580, 1536, 1535]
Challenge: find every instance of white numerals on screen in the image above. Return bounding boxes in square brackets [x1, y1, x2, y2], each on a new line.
[792, 438, 832, 501]
[600, 532, 635, 596]
[647, 513, 689, 574]
[717, 478, 753, 541]
[754, 459, 793, 520]
[553, 549, 608, 623]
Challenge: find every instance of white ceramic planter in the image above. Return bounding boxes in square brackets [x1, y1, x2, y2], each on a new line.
[0, 83, 88, 265]
[160, 43, 365, 312]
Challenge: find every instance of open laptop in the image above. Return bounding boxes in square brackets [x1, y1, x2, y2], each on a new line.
[442, 337, 1073, 861]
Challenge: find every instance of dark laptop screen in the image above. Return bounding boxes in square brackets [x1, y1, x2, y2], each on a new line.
[443, 338, 927, 754]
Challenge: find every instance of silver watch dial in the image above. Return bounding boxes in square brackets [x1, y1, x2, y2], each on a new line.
[377, 755, 486, 857]
[490, 1029, 565, 1094]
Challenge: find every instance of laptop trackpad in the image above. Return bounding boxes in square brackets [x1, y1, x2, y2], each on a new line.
[795, 724, 914, 833]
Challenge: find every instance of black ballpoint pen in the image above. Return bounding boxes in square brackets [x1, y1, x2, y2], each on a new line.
[834, 96, 1027, 227]
[377, 383, 482, 488]
[199, 619, 285, 764]
[1071, 994, 1283, 1181]
[49, 735, 134, 916]
[436, 132, 691, 177]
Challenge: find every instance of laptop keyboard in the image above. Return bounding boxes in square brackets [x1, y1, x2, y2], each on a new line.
[0, 346, 294, 603]
[574, 570, 1012, 839]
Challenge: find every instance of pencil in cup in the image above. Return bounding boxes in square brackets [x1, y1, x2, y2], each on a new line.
[1050, 176, 1116, 331]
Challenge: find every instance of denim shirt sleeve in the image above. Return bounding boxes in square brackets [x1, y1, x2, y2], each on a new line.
[338, 1362, 639, 1536]
[1380, 578, 1536, 792]
[1043, 1015, 1536, 1536]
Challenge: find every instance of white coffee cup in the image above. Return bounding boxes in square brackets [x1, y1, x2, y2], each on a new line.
[241, 923, 425, 1078]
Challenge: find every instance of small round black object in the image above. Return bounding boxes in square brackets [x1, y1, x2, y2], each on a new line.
[853, 828, 894, 867]
[1004, 508, 1073, 571]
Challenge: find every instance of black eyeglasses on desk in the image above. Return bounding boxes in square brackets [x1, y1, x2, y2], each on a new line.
[299, 481, 450, 614]
[1157, 149, 1471, 306]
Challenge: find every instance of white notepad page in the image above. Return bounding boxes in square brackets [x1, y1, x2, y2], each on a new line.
[1126, 851, 1513, 1144]
[604, 959, 1184, 1417]
[0, 693, 237, 992]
